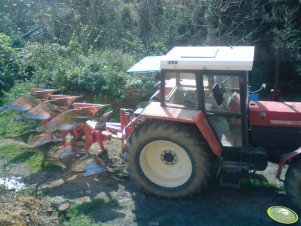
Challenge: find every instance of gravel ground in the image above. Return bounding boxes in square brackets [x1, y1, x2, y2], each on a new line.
[0, 139, 300, 226]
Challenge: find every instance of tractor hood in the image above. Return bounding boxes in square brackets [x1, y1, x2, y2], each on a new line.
[249, 101, 301, 128]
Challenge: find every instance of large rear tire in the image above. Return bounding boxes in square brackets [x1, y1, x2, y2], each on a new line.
[285, 160, 301, 210]
[124, 121, 213, 198]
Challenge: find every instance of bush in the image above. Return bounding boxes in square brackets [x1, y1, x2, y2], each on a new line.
[22, 43, 157, 106]
[0, 33, 21, 91]
[76, 50, 135, 98]
[1, 33, 158, 116]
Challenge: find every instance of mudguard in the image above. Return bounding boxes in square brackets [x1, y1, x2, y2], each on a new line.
[276, 147, 301, 180]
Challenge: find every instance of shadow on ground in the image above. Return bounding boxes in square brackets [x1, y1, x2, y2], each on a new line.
[14, 140, 301, 226]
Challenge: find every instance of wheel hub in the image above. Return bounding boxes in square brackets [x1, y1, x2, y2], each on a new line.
[160, 150, 177, 165]
[139, 140, 193, 188]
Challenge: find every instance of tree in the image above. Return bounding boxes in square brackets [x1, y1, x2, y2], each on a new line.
[266, 0, 301, 93]
[0, 0, 46, 35]
[201, 0, 264, 45]
[0, 33, 20, 91]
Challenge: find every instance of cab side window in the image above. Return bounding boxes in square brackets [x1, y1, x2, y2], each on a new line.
[165, 72, 198, 109]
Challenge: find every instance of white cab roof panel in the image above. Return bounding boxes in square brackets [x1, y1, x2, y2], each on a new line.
[127, 56, 162, 73]
[127, 46, 254, 73]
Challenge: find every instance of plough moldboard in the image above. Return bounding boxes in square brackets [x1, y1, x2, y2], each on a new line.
[0, 88, 131, 176]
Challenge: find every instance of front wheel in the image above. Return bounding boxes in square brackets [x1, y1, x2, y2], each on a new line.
[284, 160, 301, 210]
[124, 121, 213, 198]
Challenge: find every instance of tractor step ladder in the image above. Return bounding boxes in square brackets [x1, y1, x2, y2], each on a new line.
[219, 161, 251, 189]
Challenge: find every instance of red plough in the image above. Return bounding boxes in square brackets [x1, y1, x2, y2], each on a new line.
[1, 88, 115, 176]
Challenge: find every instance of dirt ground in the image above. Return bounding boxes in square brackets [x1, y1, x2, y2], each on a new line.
[0, 139, 300, 226]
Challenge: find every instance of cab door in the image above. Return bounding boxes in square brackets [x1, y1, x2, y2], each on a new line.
[200, 72, 248, 154]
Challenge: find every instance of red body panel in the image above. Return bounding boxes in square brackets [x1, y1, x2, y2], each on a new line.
[141, 102, 222, 157]
[249, 101, 301, 128]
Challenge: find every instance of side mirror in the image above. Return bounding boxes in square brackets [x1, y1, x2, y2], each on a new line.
[212, 83, 224, 106]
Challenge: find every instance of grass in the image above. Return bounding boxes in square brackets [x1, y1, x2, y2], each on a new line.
[241, 174, 282, 192]
[0, 142, 63, 173]
[63, 201, 114, 226]
[0, 108, 42, 169]
[63, 209, 100, 226]
[0, 142, 44, 170]
[0, 110, 62, 172]
[72, 199, 110, 215]
[0, 111, 36, 137]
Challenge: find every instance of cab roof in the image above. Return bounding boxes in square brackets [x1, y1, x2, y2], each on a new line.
[127, 46, 254, 73]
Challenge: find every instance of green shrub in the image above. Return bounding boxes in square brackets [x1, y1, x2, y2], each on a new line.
[1, 33, 158, 117]
[23, 44, 157, 105]
[0, 33, 21, 91]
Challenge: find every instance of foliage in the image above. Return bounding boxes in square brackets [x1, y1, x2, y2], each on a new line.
[18, 42, 155, 101]
[0, 0, 300, 99]
[202, 0, 264, 45]
[0, 33, 20, 91]
[14, 41, 157, 103]
[264, 0, 301, 93]
[0, 0, 45, 35]
[75, 50, 135, 98]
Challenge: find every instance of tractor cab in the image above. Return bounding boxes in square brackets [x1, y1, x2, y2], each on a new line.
[128, 46, 253, 159]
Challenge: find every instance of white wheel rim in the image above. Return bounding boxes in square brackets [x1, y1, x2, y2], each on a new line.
[139, 140, 192, 188]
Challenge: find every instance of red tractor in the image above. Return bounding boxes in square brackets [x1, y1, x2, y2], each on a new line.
[121, 46, 301, 210]
[2, 46, 300, 210]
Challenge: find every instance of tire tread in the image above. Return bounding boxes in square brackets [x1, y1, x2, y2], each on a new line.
[285, 160, 301, 210]
[125, 120, 213, 198]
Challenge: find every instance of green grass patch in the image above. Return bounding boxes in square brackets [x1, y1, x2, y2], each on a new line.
[0, 142, 43, 170]
[62, 199, 118, 226]
[63, 209, 100, 226]
[64, 204, 102, 226]
[0, 142, 64, 173]
[241, 174, 280, 192]
[0, 111, 36, 137]
[70, 198, 118, 215]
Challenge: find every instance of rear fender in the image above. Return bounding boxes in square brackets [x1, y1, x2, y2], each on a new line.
[194, 112, 222, 157]
[276, 147, 301, 180]
[139, 102, 222, 157]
